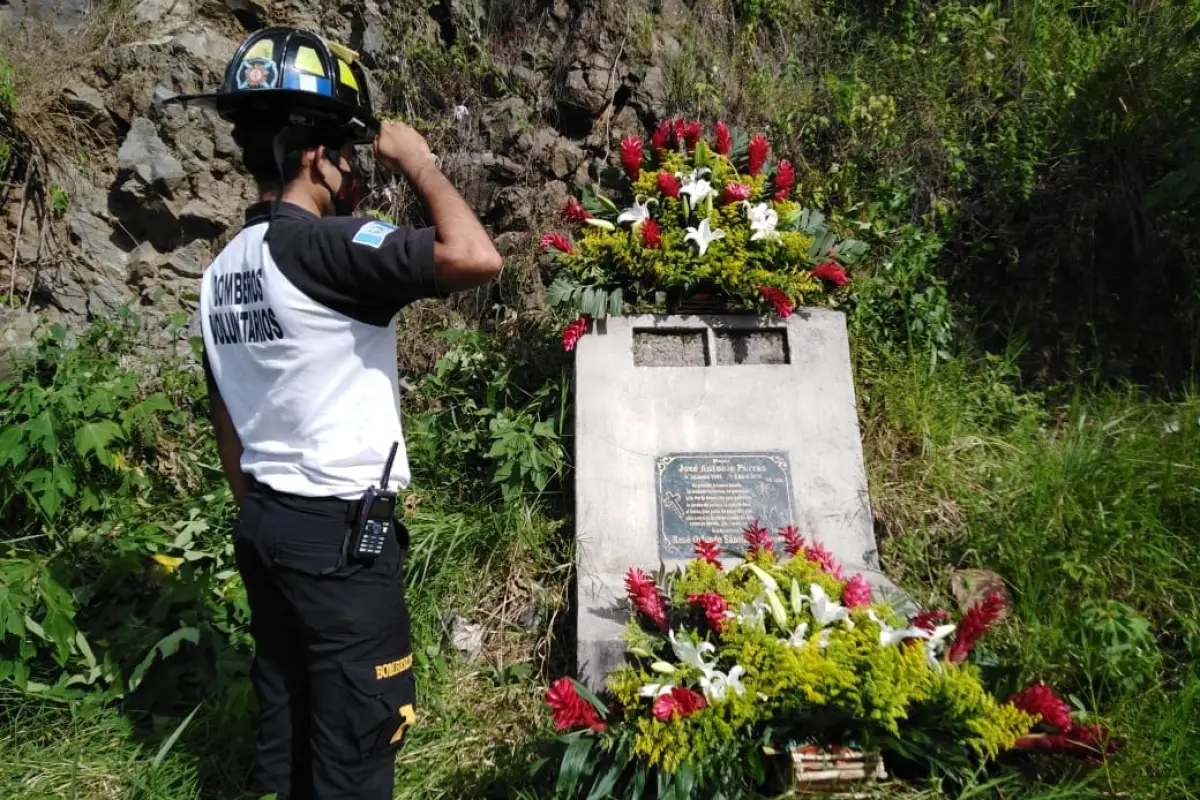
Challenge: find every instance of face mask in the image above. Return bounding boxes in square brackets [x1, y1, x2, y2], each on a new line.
[320, 150, 362, 216]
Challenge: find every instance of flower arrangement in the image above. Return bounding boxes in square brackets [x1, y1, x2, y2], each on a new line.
[537, 521, 1116, 797]
[540, 119, 869, 351]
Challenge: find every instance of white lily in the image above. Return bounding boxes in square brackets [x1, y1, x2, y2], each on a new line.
[867, 610, 930, 648]
[736, 594, 768, 628]
[807, 583, 851, 629]
[679, 178, 716, 206]
[639, 682, 675, 698]
[685, 218, 726, 257]
[676, 167, 716, 209]
[816, 629, 833, 649]
[675, 167, 712, 184]
[923, 624, 958, 668]
[701, 665, 747, 703]
[670, 629, 717, 673]
[745, 201, 780, 241]
[786, 622, 809, 648]
[617, 196, 653, 226]
[790, 579, 806, 616]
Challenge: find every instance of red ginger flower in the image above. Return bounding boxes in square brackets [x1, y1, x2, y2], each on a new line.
[688, 591, 731, 633]
[843, 573, 872, 608]
[657, 172, 681, 198]
[715, 121, 732, 156]
[561, 315, 590, 352]
[747, 133, 769, 175]
[1014, 723, 1119, 763]
[1008, 683, 1073, 732]
[546, 677, 606, 732]
[693, 538, 722, 567]
[804, 541, 845, 581]
[757, 286, 793, 318]
[620, 135, 643, 180]
[540, 233, 574, 254]
[721, 183, 752, 204]
[651, 119, 674, 152]
[811, 261, 848, 287]
[562, 197, 591, 223]
[909, 608, 951, 632]
[653, 686, 707, 721]
[681, 121, 703, 150]
[743, 519, 774, 556]
[946, 592, 1006, 664]
[641, 218, 662, 249]
[780, 525, 805, 556]
[625, 568, 669, 631]
[773, 159, 794, 201]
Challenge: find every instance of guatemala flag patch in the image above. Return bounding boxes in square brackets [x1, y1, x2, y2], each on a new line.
[351, 221, 397, 249]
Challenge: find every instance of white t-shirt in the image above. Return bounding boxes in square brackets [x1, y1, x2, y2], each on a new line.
[199, 201, 440, 499]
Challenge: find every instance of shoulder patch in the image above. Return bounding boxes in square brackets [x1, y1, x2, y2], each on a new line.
[351, 220, 398, 249]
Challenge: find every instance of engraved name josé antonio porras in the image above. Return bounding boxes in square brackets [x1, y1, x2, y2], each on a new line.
[655, 451, 796, 559]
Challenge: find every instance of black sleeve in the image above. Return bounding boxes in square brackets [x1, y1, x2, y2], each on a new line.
[270, 216, 440, 326]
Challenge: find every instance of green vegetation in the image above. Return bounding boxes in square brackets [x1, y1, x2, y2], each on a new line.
[1, 0, 1199, 797]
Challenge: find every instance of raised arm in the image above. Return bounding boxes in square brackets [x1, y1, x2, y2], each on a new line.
[372, 120, 502, 293]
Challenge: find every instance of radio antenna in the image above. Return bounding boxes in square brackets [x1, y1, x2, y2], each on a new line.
[379, 441, 399, 488]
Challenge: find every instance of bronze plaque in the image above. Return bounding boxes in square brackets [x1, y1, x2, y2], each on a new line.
[656, 451, 795, 559]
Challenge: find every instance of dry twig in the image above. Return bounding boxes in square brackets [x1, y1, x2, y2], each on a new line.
[8, 160, 31, 308]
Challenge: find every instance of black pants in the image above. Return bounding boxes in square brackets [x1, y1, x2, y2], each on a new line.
[235, 480, 415, 800]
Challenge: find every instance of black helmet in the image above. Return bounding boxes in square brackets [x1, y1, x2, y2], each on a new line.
[162, 27, 379, 144]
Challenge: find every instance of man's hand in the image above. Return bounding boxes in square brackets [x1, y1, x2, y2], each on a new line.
[374, 119, 502, 293]
[374, 120, 435, 178]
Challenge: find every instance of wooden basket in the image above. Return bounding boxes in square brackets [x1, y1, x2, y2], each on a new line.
[787, 746, 887, 796]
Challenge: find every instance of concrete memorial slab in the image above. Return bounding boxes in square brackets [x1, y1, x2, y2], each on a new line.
[573, 310, 910, 688]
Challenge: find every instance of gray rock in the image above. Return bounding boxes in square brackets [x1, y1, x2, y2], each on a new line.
[361, 22, 390, 66]
[88, 280, 132, 316]
[635, 66, 668, 118]
[111, 181, 181, 251]
[0, 0, 92, 34]
[526, 130, 585, 180]
[222, 0, 265, 27]
[163, 240, 209, 279]
[67, 211, 128, 273]
[169, 29, 237, 64]
[213, 133, 238, 158]
[493, 231, 531, 257]
[180, 199, 225, 238]
[482, 96, 531, 148]
[118, 117, 186, 191]
[62, 84, 108, 120]
[133, 0, 191, 29]
[0, 308, 40, 383]
[448, 615, 484, 661]
[444, 151, 522, 184]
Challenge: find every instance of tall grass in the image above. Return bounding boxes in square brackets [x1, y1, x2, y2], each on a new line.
[861, 348, 1200, 798]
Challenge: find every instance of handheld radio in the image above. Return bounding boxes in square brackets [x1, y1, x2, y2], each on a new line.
[347, 441, 399, 563]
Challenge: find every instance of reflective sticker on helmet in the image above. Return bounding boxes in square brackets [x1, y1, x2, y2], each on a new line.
[283, 71, 331, 95]
[351, 221, 397, 249]
[237, 57, 278, 90]
[294, 46, 325, 77]
[243, 38, 274, 61]
[337, 60, 359, 91]
[326, 41, 360, 65]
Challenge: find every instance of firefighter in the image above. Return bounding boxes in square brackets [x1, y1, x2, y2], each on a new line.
[162, 26, 501, 799]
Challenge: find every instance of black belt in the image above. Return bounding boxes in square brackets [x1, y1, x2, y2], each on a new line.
[245, 476, 409, 547]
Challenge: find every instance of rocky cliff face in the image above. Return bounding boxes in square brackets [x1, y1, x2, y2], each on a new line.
[0, 0, 683, 362]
